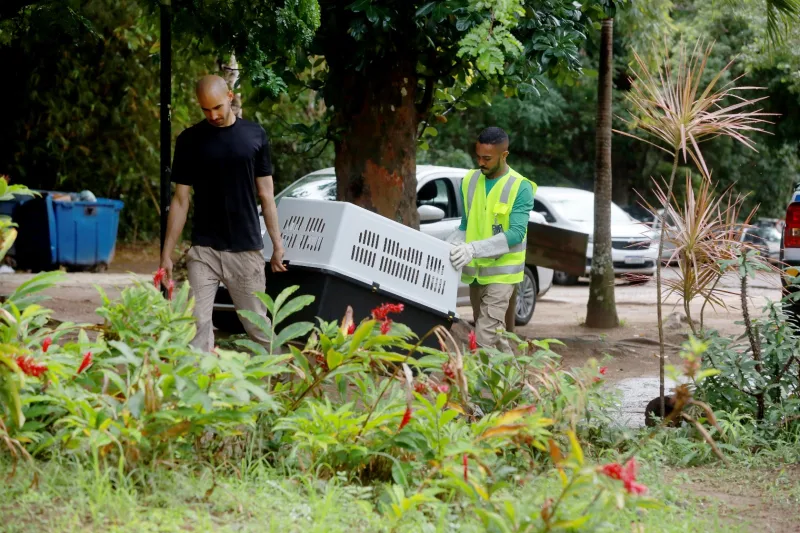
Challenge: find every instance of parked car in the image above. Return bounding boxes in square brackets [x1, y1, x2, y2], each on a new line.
[741, 225, 780, 263]
[212, 165, 555, 332]
[530, 187, 658, 285]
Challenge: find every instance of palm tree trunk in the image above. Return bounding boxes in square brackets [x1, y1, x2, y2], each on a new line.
[586, 18, 619, 329]
[656, 152, 680, 416]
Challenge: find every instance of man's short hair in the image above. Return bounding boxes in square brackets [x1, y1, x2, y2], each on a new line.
[477, 127, 509, 146]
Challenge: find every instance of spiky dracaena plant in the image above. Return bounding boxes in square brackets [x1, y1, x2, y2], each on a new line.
[616, 38, 775, 416]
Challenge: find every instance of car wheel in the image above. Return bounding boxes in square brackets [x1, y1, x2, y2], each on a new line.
[515, 266, 537, 326]
[553, 270, 579, 286]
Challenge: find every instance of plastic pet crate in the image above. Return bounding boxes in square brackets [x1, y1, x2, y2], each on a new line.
[263, 198, 460, 348]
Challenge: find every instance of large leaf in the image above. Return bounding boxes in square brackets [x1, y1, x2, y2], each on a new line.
[274, 294, 315, 328]
[274, 321, 314, 348]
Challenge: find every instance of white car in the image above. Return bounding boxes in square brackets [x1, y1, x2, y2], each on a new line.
[530, 187, 658, 285]
[212, 165, 554, 331]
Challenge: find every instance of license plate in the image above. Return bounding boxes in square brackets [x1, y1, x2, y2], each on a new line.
[624, 256, 646, 265]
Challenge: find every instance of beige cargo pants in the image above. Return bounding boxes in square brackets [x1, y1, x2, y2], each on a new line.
[469, 282, 514, 353]
[186, 246, 272, 352]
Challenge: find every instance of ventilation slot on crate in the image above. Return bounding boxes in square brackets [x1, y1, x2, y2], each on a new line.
[383, 238, 423, 266]
[425, 254, 445, 276]
[351, 245, 377, 268]
[358, 229, 380, 249]
[299, 234, 324, 252]
[305, 217, 326, 234]
[379, 256, 421, 285]
[422, 273, 446, 295]
[283, 215, 305, 232]
[283, 233, 300, 249]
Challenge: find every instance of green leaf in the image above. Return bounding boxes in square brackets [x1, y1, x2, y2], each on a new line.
[274, 294, 315, 327]
[423, 126, 438, 137]
[238, 310, 273, 338]
[327, 349, 344, 370]
[435, 392, 447, 411]
[272, 285, 301, 319]
[349, 320, 374, 356]
[275, 321, 314, 348]
[255, 292, 275, 315]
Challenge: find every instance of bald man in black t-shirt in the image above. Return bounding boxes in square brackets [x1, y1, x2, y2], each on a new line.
[160, 75, 285, 352]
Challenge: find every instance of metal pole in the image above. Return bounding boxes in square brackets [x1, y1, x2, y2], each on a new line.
[159, 0, 172, 255]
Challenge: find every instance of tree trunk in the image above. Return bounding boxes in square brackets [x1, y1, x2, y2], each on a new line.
[219, 52, 242, 118]
[330, 60, 420, 228]
[585, 18, 619, 329]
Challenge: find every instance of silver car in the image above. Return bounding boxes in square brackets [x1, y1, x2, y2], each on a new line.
[212, 165, 554, 331]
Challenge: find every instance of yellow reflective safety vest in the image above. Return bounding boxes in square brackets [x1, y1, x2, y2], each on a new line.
[460, 167, 533, 285]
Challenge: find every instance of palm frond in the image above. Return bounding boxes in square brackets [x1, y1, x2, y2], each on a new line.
[618, 38, 778, 178]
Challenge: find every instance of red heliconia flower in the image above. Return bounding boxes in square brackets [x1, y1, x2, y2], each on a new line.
[621, 458, 638, 485]
[626, 481, 648, 495]
[42, 337, 52, 353]
[398, 407, 412, 430]
[15, 355, 48, 378]
[77, 352, 93, 374]
[599, 458, 647, 495]
[599, 366, 608, 375]
[380, 319, 393, 335]
[599, 462, 623, 480]
[414, 382, 429, 395]
[153, 267, 166, 288]
[468, 330, 478, 351]
[462, 454, 469, 482]
[167, 279, 175, 300]
[435, 383, 450, 394]
[371, 303, 404, 321]
[347, 323, 356, 335]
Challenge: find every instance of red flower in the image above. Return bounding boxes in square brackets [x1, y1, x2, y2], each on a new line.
[347, 323, 356, 335]
[599, 458, 647, 495]
[442, 361, 456, 381]
[42, 337, 52, 353]
[468, 330, 478, 351]
[153, 267, 166, 288]
[167, 279, 175, 300]
[371, 303, 404, 321]
[600, 463, 623, 480]
[398, 407, 412, 430]
[414, 382, 429, 395]
[380, 319, 393, 335]
[77, 352, 93, 374]
[435, 383, 450, 394]
[599, 366, 608, 375]
[626, 481, 648, 495]
[15, 356, 47, 378]
[463, 454, 469, 482]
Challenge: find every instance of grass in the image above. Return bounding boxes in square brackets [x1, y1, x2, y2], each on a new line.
[1, 451, 789, 533]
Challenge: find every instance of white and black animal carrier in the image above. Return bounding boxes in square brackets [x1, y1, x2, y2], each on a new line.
[263, 198, 460, 349]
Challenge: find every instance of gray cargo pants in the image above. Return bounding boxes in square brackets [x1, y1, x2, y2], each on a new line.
[186, 245, 272, 352]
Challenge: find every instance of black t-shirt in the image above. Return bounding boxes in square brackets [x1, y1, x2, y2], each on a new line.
[171, 118, 273, 252]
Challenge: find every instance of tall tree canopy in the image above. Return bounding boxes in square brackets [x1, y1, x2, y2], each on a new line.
[166, 0, 606, 226]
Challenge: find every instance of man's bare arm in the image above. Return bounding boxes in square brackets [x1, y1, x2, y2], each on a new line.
[256, 175, 287, 272]
[159, 184, 191, 281]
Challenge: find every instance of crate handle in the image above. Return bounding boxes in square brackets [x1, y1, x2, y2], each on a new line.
[84, 206, 97, 216]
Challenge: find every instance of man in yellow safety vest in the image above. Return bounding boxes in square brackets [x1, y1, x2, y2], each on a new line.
[447, 127, 536, 352]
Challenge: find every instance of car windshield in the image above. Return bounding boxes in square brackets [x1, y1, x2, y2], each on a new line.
[280, 174, 336, 201]
[547, 195, 633, 224]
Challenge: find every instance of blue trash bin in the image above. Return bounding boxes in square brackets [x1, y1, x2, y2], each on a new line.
[51, 198, 124, 269]
[12, 191, 124, 272]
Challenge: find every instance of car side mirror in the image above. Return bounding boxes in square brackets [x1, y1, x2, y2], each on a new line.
[418, 204, 445, 223]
